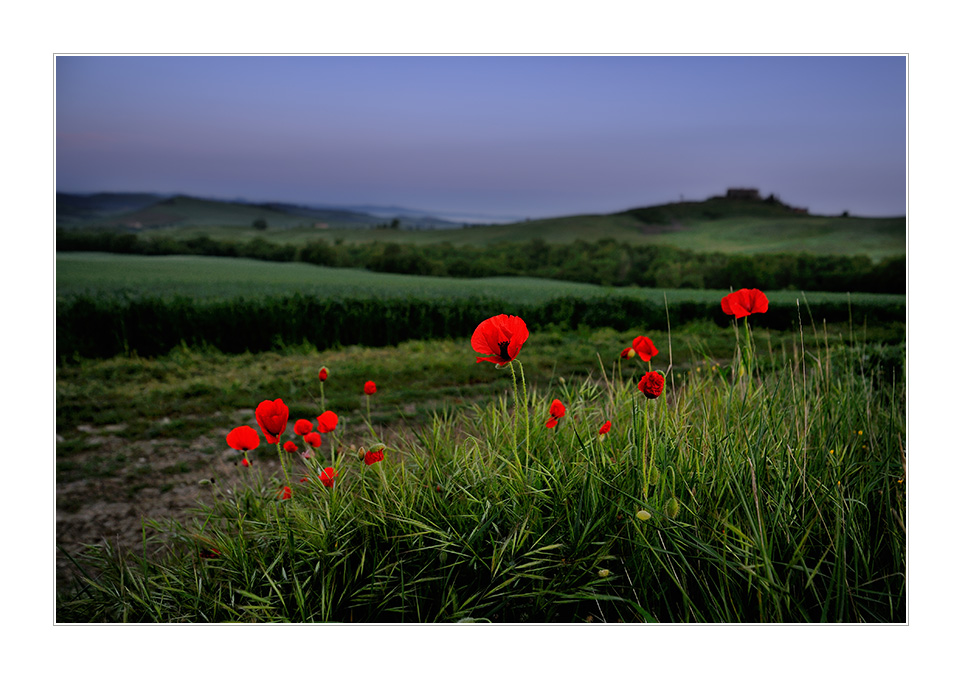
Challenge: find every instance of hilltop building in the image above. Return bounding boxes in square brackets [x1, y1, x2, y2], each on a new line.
[725, 188, 761, 200]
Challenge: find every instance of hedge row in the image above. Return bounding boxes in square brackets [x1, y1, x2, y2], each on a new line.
[57, 293, 906, 360]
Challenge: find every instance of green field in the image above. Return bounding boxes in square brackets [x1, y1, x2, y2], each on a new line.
[62, 193, 905, 261]
[140, 211, 905, 261]
[56, 252, 905, 308]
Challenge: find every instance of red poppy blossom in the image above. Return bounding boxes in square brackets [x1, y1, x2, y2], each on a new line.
[632, 336, 658, 362]
[318, 367, 329, 382]
[364, 380, 377, 395]
[549, 399, 566, 419]
[226, 425, 260, 452]
[241, 458, 251, 467]
[199, 547, 221, 559]
[255, 399, 289, 444]
[283, 440, 298, 454]
[278, 486, 292, 500]
[721, 289, 769, 319]
[620, 347, 636, 360]
[638, 372, 665, 400]
[599, 420, 611, 436]
[293, 419, 313, 436]
[471, 314, 529, 366]
[546, 398, 566, 428]
[319, 467, 339, 488]
[364, 449, 385, 465]
[317, 411, 338, 433]
[304, 432, 322, 448]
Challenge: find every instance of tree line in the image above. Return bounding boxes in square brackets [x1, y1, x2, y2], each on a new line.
[56, 229, 906, 294]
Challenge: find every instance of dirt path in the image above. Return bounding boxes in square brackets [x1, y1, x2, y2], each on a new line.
[55, 415, 402, 592]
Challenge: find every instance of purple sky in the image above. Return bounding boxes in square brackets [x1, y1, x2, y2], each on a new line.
[55, 55, 906, 220]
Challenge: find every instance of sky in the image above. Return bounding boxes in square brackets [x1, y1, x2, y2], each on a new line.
[55, 55, 906, 221]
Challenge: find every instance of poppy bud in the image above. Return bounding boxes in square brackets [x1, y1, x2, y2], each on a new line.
[666, 497, 681, 519]
[597, 569, 611, 578]
[318, 367, 329, 381]
[636, 509, 652, 521]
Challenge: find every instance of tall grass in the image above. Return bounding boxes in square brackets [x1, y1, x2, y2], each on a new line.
[57, 317, 905, 623]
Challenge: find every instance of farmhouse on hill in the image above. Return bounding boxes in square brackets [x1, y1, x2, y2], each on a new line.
[720, 187, 809, 214]
[725, 187, 761, 200]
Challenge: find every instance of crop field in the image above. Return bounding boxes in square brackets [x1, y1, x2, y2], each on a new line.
[56, 252, 905, 307]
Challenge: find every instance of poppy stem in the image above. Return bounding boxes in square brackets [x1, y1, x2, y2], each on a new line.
[643, 398, 650, 500]
[743, 316, 754, 383]
[508, 360, 521, 468]
[276, 440, 291, 489]
[517, 359, 531, 466]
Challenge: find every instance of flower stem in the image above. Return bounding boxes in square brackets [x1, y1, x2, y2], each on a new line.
[509, 360, 521, 468]
[276, 440, 291, 489]
[517, 359, 531, 467]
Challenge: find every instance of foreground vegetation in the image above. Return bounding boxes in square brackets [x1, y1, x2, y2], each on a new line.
[56, 314, 905, 623]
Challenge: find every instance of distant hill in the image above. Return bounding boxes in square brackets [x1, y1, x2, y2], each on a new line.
[55, 191, 906, 261]
[55, 192, 465, 230]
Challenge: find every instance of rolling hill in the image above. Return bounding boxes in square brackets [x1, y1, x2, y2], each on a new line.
[55, 192, 906, 261]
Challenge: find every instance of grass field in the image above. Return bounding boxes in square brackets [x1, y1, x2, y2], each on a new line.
[56, 317, 906, 622]
[56, 252, 906, 307]
[54, 202, 907, 622]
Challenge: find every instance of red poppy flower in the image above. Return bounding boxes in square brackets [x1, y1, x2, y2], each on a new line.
[545, 398, 566, 428]
[317, 410, 338, 433]
[283, 440, 298, 454]
[620, 347, 636, 360]
[199, 547, 221, 559]
[632, 336, 658, 362]
[364, 449, 385, 465]
[319, 467, 339, 488]
[278, 486, 292, 500]
[226, 425, 260, 452]
[721, 288, 769, 319]
[318, 367, 329, 382]
[638, 371, 665, 400]
[241, 458, 251, 467]
[304, 432, 322, 448]
[255, 399, 289, 444]
[599, 420, 611, 436]
[471, 314, 529, 366]
[293, 419, 313, 436]
[549, 399, 566, 419]
[364, 380, 377, 395]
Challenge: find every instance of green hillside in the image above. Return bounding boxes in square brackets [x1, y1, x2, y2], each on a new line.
[57, 193, 906, 261]
[148, 199, 905, 261]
